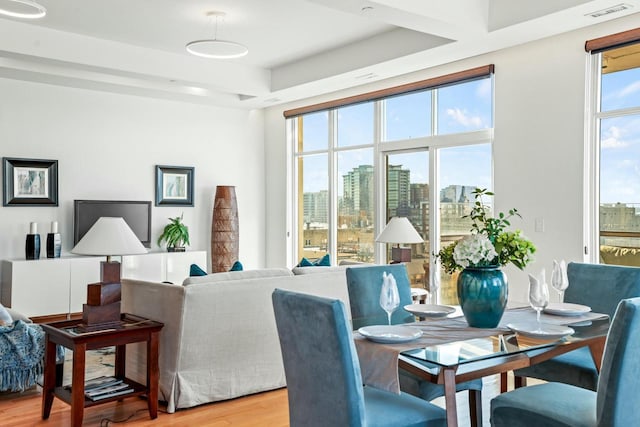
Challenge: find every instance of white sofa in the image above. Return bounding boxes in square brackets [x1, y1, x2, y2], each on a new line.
[121, 266, 353, 413]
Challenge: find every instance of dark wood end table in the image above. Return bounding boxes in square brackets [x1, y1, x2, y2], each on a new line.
[41, 313, 164, 427]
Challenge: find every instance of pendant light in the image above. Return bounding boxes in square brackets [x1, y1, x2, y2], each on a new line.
[0, 0, 46, 19]
[186, 11, 248, 59]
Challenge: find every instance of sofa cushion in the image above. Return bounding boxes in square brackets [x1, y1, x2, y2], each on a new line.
[230, 261, 243, 271]
[182, 268, 293, 285]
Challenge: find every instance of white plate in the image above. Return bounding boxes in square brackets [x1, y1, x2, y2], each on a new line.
[543, 303, 591, 317]
[358, 325, 423, 344]
[404, 304, 455, 318]
[507, 322, 575, 339]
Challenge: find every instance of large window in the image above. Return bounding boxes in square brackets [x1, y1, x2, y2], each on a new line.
[288, 66, 494, 303]
[588, 30, 640, 265]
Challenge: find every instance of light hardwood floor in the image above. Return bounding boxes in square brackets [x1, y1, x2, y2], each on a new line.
[0, 374, 530, 427]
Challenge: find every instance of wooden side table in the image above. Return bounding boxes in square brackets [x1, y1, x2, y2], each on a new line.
[41, 314, 164, 427]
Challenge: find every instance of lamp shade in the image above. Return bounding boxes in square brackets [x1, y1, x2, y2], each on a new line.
[71, 217, 147, 256]
[376, 217, 424, 244]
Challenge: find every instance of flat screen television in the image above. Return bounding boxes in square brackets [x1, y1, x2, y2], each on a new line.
[74, 200, 152, 248]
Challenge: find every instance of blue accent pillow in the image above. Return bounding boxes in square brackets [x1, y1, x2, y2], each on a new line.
[298, 257, 314, 267]
[316, 253, 331, 266]
[190, 264, 207, 277]
[297, 254, 330, 267]
[230, 261, 243, 271]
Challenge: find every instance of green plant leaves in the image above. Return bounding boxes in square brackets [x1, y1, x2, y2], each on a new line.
[157, 213, 190, 248]
[436, 188, 536, 272]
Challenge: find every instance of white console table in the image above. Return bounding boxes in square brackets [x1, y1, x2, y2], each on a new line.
[1, 250, 206, 318]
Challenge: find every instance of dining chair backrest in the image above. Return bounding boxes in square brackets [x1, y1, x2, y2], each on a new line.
[346, 264, 415, 329]
[596, 297, 640, 426]
[565, 262, 640, 318]
[272, 288, 366, 426]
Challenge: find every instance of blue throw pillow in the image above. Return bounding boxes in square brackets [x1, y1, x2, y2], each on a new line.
[315, 253, 331, 266]
[230, 261, 243, 271]
[190, 264, 207, 277]
[298, 257, 314, 267]
[297, 254, 330, 267]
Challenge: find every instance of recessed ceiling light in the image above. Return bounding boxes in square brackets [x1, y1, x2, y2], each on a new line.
[0, 0, 46, 19]
[186, 11, 248, 59]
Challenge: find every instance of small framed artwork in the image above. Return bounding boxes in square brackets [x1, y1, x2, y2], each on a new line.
[3, 157, 59, 206]
[155, 165, 194, 206]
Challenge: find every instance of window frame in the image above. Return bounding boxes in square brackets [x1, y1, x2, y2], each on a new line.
[585, 28, 640, 262]
[288, 67, 495, 293]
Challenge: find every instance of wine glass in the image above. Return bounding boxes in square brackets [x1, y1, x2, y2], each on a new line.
[551, 260, 569, 302]
[380, 272, 400, 325]
[528, 269, 550, 332]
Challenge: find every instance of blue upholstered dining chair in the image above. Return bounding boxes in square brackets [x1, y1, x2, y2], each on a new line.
[491, 296, 640, 427]
[346, 264, 484, 425]
[272, 288, 446, 427]
[513, 262, 640, 390]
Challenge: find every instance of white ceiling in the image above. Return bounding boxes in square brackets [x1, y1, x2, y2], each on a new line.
[0, 0, 638, 109]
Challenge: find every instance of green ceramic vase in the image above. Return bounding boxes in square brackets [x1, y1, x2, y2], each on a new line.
[457, 266, 508, 328]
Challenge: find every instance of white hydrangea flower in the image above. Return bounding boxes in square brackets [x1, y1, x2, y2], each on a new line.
[453, 234, 498, 268]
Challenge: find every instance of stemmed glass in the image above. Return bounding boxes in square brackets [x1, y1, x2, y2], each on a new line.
[551, 260, 569, 302]
[380, 272, 400, 325]
[528, 269, 550, 332]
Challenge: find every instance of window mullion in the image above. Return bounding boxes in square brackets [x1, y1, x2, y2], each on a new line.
[328, 110, 338, 263]
[429, 147, 440, 303]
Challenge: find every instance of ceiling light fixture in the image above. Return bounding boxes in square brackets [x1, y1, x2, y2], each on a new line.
[186, 11, 248, 59]
[0, 0, 46, 19]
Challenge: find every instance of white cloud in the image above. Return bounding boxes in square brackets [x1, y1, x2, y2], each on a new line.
[446, 108, 483, 128]
[619, 81, 640, 98]
[601, 125, 629, 149]
[601, 137, 628, 148]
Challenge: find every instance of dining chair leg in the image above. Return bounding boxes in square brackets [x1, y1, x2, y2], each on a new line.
[500, 372, 508, 393]
[514, 375, 527, 388]
[468, 389, 482, 427]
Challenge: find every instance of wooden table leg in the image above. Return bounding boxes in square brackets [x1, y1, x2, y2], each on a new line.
[500, 372, 508, 393]
[443, 368, 459, 427]
[469, 389, 482, 427]
[147, 331, 160, 419]
[115, 344, 126, 378]
[589, 338, 606, 372]
[41, 336, 57, 420]
[71, 343, 86, 427]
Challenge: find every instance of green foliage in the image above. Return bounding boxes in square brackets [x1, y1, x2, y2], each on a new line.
[157, 214, 190, 249]
[437, 188, 536, 273]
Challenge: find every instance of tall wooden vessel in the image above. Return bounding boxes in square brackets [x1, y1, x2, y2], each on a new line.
[211, 186, 239, 272]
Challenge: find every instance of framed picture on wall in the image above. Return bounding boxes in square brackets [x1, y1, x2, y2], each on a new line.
[155, 165, 194, 206]
[3, 157, 59, 206]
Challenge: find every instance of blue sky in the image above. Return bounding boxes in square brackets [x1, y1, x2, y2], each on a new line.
[300, 78, 493, 193]
[600, 67, 640, 204]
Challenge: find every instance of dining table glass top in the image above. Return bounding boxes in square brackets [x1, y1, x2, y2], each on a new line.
[400, 316, 610, 368]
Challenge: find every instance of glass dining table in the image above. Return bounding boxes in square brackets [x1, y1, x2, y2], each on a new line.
[353, 307, 609, 427]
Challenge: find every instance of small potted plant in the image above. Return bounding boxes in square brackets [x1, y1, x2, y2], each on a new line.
[157, 214, 190, 252]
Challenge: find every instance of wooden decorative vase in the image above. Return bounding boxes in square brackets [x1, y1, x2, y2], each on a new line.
[211, 186, 239, 272]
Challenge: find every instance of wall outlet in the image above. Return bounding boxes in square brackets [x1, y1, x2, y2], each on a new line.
[535, 217, 545, 232]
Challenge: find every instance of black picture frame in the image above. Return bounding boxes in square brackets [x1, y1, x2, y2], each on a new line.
[155, 165, 194, 206]
[3, 157, 59, 206]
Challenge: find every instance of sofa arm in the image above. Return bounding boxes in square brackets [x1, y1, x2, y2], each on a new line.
[121, 279, 187, 412]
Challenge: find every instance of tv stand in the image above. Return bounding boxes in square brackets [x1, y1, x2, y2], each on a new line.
[1, 251, 206, 318]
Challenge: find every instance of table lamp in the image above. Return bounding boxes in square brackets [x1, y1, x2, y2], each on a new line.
[376, 217, 424, 263]
[72, 217, 147, 327]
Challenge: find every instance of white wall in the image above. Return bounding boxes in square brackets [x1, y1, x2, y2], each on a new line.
[0, 79, 266, 274]
[264, 14, 639, 302]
